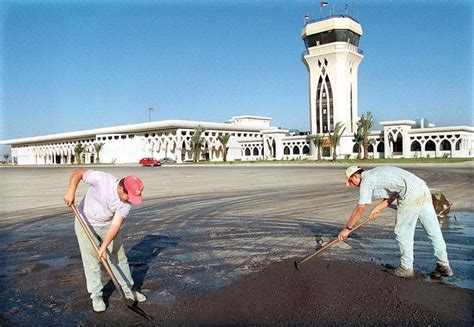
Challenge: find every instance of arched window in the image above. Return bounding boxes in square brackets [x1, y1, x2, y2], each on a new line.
[377, 142, 385, 153]
[368, 144, 374, 153]
[410, 141, 421, 151]
[325, 75, 334, 132]
[353, 143, 360, 153]
[293, 146, 300, 155]
[253, 147, 259, 156]
[315, 75, 334, 133]
[245, 148, 251, 156]
[425, 140, 436, 151]
[440, 140, 451, 151]
[393, 135, 403, 153]
[455, 139, 461, 151]
[302, 145, 310, 154]
[284, 146, 290, 155]
[316, 76, 323, 134]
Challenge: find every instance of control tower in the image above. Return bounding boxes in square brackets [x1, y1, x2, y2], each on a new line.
[301, 15, 363, 137]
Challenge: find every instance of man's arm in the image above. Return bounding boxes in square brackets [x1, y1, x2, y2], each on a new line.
[338, 204, 366, 241]
[97, 215, 125, 260]
[369, 198, 395, 219]
[64, 169, 88, 206]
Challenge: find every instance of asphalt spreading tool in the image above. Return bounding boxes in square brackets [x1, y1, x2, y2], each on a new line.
[71, 204, 153, 321]
[294, 217, 372, 270]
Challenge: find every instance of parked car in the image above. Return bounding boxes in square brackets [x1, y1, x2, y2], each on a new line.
[139, 157, 161, 167]
[158, 157, 177, 164]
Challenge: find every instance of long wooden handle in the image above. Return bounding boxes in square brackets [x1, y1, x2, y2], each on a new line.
[298, 216, 372, 265]
[71, 204, 126, 301]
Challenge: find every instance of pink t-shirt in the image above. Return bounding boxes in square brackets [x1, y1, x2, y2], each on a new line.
[78, 170, 131, 226]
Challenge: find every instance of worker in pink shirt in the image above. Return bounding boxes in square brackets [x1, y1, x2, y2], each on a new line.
[64, 169, 146, 312]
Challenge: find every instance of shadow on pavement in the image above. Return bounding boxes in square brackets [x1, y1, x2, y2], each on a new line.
[102, 234, 179, 301]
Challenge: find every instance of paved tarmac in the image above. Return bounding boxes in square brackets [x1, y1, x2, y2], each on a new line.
[0, 163, 473, 325]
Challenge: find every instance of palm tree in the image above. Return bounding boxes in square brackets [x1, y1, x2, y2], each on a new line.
[74, 143, 85, 164]
[190, 125, 205, 163]
[93, 142, 105, 163]
[328, 121, 346, 161]
[353, 123, 364, 160]
[359, 111, 373, 160]
[312, 134, 325, 161]
[217, 134, 231, 162]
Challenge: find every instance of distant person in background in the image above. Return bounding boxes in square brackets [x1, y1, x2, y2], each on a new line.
[64, 169, 146, 312]
[339, 166, 453, 279]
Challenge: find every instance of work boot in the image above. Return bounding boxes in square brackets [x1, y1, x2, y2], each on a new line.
[432, 264, 454, 277]
[392, 267, 415, 278]
[92, 296, 106, 312]
[124, 290, 146, 302]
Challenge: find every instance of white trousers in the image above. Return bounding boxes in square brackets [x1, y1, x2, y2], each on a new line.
[74, 219, 134, 299]
[394, 185, 450, 270]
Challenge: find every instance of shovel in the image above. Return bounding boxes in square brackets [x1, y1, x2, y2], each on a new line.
[71, 204, 153, 321]
[294, 216, 372, 270]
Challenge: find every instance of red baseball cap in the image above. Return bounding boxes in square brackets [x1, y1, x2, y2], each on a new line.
[124, 175, 144, 205]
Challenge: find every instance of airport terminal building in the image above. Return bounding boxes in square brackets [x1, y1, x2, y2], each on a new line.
[2, 15, 473, 165]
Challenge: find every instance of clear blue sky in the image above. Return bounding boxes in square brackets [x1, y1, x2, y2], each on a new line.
[1, 0, 472, 152]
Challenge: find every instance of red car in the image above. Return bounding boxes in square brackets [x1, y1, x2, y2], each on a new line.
[139, 157, 161, 167]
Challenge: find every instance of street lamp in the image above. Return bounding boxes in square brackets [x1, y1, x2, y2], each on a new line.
[148, 107, 155, 122]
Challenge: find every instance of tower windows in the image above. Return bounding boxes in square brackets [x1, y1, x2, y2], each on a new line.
[303, 29, 361, 48]
[315, 73, 334, 134]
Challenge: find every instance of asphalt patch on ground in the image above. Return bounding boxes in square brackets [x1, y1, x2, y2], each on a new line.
[152, 258, 473, 326]
[38, 259, 469, 326]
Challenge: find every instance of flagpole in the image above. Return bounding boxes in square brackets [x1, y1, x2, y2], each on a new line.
[320, 1, 328, 18]
[148, 107, 155, 122]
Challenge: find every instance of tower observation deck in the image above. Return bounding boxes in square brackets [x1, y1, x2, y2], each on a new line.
[301, 15, 364, 137]
[302, 15, 363, 51]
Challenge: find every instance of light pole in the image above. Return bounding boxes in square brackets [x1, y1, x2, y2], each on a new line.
[148, 107, 155, 122]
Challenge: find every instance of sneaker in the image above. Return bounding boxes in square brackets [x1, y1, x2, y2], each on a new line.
[92, 296, 106, 312]
[124, 290, 146, 302]
[432, 264, 454, 277]
[392, 267, 415, 278]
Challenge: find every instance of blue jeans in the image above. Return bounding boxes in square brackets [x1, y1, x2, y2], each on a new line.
[74, 219, 134, 299]
[394, 185, 449, 270]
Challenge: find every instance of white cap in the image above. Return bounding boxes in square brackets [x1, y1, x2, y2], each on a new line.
[345, 166, 362, 186]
